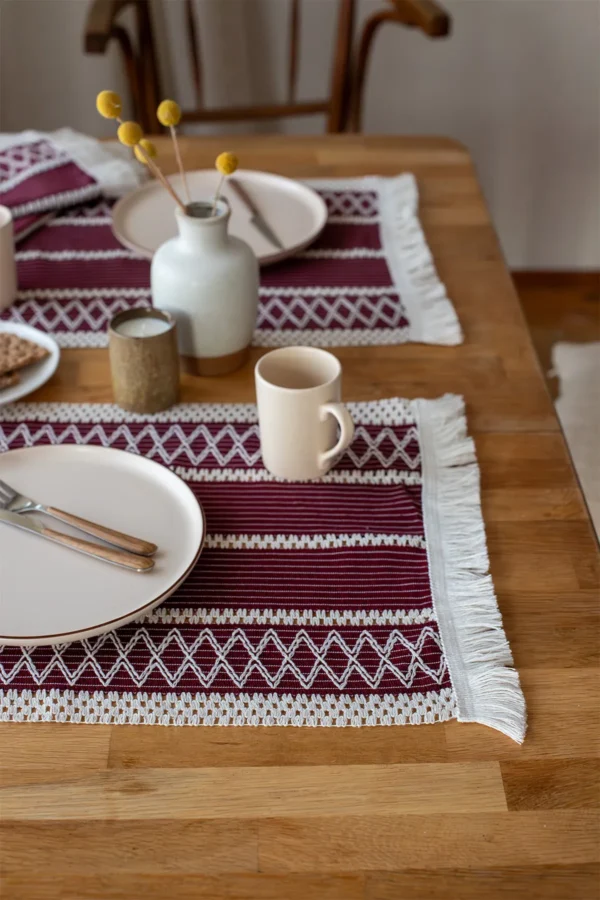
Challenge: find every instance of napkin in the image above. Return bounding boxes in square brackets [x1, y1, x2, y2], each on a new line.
[0, 128, 143, 242]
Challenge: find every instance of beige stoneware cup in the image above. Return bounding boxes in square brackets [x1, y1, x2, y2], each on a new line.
[255, 346, 355, 480]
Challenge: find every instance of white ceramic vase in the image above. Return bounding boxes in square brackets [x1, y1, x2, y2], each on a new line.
[151, 200, 259, 375]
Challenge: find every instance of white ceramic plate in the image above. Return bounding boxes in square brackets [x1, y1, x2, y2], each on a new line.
[112, 169, 328, 265]
[0, 445, 205, 645]
[0, 323, 60, 407]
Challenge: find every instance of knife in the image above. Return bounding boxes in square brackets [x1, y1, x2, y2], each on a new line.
[0, 508, 154, 572]
[228, 178, 284, 251]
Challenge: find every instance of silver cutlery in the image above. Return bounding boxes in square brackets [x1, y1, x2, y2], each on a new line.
[228, 178, 284, 251]
[0, 507, 154, 572]
[0, 478, 157, 556]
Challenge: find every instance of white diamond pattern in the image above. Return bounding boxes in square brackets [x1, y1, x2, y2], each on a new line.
[257, 292, 404, 330]
[0, 140, 66, 190]
[0, 627, 446, 691]
[319, 190, 378, 217]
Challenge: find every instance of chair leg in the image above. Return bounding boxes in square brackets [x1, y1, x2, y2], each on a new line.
[349, 10, 396, 133]
[137, 1, 162, 134]
[327, 0, 355, 133]
[110, 26, 147, 131]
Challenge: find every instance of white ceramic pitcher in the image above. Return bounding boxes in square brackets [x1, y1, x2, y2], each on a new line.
[151, 200, 259, 375]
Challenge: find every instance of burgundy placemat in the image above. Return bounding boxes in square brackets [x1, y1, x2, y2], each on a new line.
[0, 395, 524, 741]
[3, 175, 462, 348]
[0, 137, 100, 241]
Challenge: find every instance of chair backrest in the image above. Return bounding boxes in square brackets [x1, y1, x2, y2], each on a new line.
[177, 0, 355, 133]
[85, 0, 450, 135]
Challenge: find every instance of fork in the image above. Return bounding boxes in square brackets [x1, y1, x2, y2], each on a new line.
[0, 478, 157, 556]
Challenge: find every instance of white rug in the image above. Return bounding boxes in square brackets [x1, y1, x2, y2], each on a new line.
[552, 342, 600, 538]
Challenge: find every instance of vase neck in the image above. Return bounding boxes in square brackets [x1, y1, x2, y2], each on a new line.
[175, 203, 230, 251]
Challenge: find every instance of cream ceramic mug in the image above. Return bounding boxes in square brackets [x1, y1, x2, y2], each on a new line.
[255, 347, 355, 480]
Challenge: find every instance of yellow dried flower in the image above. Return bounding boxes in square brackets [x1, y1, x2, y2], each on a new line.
[117, 121, 143, 147]
[215, 152, 238, 176]
[134, 139, 157, 164]
[96, 90, 122, 119]
[157, 100, 182, 127]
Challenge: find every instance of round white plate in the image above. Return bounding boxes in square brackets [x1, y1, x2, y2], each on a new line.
[0, 445, 205, 645]
[112, 168, 328, 266]
[0, 323, 59, 407]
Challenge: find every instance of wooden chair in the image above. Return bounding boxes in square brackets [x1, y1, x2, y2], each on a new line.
[84, 0, 450, 135]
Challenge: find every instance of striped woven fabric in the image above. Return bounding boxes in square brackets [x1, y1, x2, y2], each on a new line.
[0, 138, 101, 240]
[2, 153, 462, 347]
[0, 395, 525, 741]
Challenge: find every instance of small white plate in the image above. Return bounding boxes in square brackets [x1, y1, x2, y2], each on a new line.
[0, 323, 60, 407]
[0, 445, 205, 645]
[112, 169, 328, 266]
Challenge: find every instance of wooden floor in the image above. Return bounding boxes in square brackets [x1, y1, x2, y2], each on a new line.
[0, 137, 598, 900]
[516, 272, 600, 398]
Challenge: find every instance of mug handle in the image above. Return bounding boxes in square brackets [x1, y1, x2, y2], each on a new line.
[318, 403, 355, 469]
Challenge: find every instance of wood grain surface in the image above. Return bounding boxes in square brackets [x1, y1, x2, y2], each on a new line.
[1, 136, 598, 900]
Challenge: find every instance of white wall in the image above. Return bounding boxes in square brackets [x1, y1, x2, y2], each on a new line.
[0, 0, 598, 269]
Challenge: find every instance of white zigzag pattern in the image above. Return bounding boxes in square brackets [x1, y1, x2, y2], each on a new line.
[1, 626, 446, 691]
[257, 292, 404, 330]
[6, 296, 150, 332]
[0, 423, 420, 470]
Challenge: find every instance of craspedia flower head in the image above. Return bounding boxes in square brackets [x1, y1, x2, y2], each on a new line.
[157, 99, 182, 127]
[117, 121, 143, 147]
[134, 139, 157, 165]
[96, 90, 122, 119]
[215, 152, 238, 176]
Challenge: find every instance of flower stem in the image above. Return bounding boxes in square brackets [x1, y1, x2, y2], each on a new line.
[212, 174, 225, 216]
[170, 125, 190, 202]
[138, 145, 186, 212]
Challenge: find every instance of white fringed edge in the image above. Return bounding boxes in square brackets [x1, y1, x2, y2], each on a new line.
[306, 176, 462, 346]
[0, 688, 456, 727]
[307, 175, 462, 346]
[412, 394, 526, 743]
[379, 175, 462, 346]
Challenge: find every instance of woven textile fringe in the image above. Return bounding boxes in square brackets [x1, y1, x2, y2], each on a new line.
[414, 394, 526, 743]
[379, 175, 463, 346]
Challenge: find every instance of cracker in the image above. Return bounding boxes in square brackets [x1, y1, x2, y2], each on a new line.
[0, 332, 49, 376]
[0, 371, 20, 390]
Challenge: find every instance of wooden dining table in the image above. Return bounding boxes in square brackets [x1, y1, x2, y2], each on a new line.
[1, 136, 598, 900]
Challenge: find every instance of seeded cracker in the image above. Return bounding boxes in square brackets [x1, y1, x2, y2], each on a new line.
[0, 333, 49, 377]
[0, 371, 20, 390]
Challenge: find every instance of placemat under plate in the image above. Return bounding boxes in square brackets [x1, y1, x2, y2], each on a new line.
[3, 174, 462, 348]
[0, 395, 524, 741]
